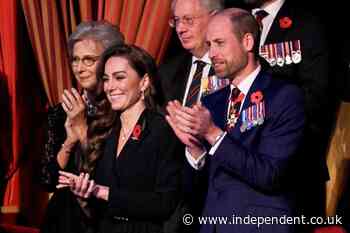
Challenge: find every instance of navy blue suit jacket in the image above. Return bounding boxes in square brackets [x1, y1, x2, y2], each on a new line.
[192, 71, 305, 233]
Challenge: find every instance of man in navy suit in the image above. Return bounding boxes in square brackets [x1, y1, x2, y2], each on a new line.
[166, 8, 305, 233]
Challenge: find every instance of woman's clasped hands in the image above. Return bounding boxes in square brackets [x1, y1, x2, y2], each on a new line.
[57, 171, 96, 199]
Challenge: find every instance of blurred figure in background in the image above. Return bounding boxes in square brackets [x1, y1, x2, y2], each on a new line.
[244, 0, 332, 231]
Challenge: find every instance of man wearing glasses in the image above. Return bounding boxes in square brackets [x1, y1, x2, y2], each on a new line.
[159, 0, 225, 108]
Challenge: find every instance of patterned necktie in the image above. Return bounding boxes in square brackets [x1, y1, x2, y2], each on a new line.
[208, 66, 215, 76]
[255, 10, 268, 30]
[185, 60, 207, 107]
[226, 87, 244, 130]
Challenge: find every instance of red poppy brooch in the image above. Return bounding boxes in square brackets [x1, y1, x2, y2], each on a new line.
[131, 124, 142, 140]
[250, 91, 263, 104]
[240, 91, 265, 133]
[279, 16, 292, 29]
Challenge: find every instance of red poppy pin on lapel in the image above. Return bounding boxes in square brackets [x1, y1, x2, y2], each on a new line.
[250, 91, 263, 104]
[240, 91, 265, 133]
[131, 124, 142, 140]
[279, 16, 292, 29]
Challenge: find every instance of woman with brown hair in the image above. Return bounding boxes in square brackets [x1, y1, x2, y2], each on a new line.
[58, 44, 184, 233]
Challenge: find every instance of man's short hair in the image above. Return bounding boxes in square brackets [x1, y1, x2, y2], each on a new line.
[218, 8, 261, 55]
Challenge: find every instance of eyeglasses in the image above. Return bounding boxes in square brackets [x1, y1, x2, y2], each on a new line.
[71, 55, 100, 67]
[168, 14, 206, 28]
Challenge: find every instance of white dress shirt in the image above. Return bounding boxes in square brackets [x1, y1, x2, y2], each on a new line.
[186, 66, 262, 170]
[252, 0, 285, 46]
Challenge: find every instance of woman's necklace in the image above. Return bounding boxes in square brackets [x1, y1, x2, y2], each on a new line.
[119, 105, 144, 143]
[117, 123, 133, 157]
[120, 125, 132, 141]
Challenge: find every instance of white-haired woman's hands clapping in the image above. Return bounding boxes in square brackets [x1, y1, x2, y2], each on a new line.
[61, 88, 88, 144]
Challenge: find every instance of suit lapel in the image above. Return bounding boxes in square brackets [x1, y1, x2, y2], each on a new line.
[241, 72, 269, 111]
[264, 1, 292, 44]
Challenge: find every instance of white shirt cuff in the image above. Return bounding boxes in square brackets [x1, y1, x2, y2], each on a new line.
[209, 132, 227, 155]
[185, 147, 207, 170]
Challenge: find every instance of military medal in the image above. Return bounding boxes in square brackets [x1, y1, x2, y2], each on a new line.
[221, 79, 230, 91]
[240, 91, 265, 132]
[259, 45, 269, 61]
[208, 76, 213, 94]
[276, 42, 285, 67]
[291, 40, 302, 64]
[252, 104, 258, 124]
[226, 90, 244, 130]
[268, 44, 276, 66]
[201, 76, 230, 97]
[247, 107, 253, 130]
[284, 41, 292, 65]
[240, 110, 248, 132]
[213, 77, 218, 92]
[227, 102, 239, 129]
[256, 101, 265, 125]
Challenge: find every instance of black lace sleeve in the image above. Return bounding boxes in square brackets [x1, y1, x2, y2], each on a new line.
[40, 104, 67, 192]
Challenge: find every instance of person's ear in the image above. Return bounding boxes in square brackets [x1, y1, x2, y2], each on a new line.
[140, 74, 150, 92]
[242, 33, 255, 52]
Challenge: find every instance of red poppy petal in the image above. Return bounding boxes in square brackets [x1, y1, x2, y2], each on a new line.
[132, 125, 142, 139]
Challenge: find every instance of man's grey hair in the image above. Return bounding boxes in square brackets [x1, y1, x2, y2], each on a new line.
[171, 0, 224, 13]
[67, 20, 124, 59]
